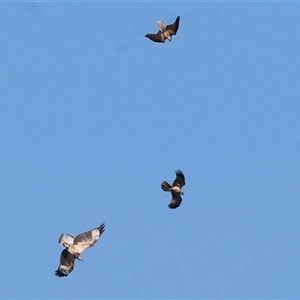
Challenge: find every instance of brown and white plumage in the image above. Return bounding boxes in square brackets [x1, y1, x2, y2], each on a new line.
[55, 223, 105, 277]
[145, 16, 180, 43]
[161, 170, 185, 209]
[55, 249, 75, 277]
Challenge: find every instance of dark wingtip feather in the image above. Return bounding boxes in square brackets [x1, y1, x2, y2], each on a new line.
[55, 270, 67, 277]
[168, 203, 180, 209]
[99, 223, 105, 234]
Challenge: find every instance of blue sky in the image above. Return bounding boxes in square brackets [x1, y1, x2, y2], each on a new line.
[1, 1, 300, 298]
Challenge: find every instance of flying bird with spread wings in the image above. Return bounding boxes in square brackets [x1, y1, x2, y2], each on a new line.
[161, 170, 185, 209]
[55, 223, 105, 277]
[145, 16, 180, 43]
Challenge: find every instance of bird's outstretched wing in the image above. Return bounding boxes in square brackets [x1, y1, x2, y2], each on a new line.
[172, 170, 185, 188]
[166, 16, 180, 35]
[55, 249, 75, 277]
[73, 223, 105, 254]
[145, 32, 165, 43]
[169, 192, 182, 209]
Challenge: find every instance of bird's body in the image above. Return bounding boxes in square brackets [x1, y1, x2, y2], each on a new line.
[145, 16, 180, 43]
[161, 170, 185, 209]
[55, 223, 105, 277]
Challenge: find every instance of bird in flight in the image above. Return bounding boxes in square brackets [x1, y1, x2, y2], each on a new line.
[161, 170, 185, 209]
[55, 223, 105, 277]
[145, 16, 180, 43]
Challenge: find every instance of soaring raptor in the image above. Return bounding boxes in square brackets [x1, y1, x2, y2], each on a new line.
[145, 16, 180, 43]
[161, 170, 185, 209]
[55, 223, 105, 277]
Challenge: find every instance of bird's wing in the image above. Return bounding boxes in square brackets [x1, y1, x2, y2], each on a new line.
[145, 32, 166, 43]
[161, 181, 172, 191]
[55, 249, 75, 277]
[73, 223, 105, 254]
[59, 234, 74, 247]
[166, 16, 180, 35]
[168, 192, 182, 209]
[172, 170, 185, 188]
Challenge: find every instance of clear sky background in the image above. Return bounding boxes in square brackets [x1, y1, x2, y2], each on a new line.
[1, 1, 300, 299]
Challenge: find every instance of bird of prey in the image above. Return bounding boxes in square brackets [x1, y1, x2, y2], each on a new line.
[161, 170, 185, 209]
[55, 223, 105, 277]
[145, 16, 180, 43]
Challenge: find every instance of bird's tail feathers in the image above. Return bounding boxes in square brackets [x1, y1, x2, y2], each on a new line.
[59, 234, 74, 247]
[157, 20, 166, 31]
[161, 181, 172, 191]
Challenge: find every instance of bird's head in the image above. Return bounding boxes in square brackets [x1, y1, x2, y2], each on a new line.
[74, 253, 83, 261]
